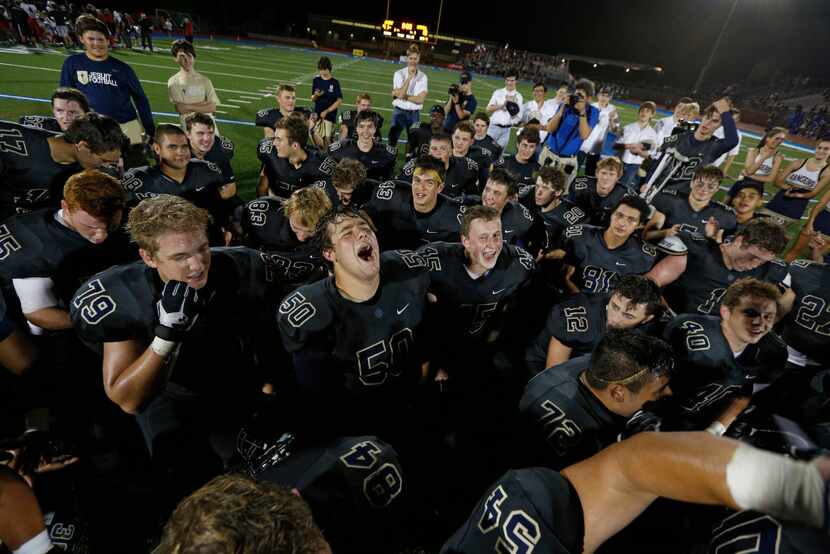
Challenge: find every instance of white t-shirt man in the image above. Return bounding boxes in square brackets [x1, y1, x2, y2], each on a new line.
[487, 88, 524, 127]
[521, 98, 560, 143]
[580, 102, 617, 154]
[620, 121, 658, 165]
[392, 67, 428, 111]
[167, 69, 221, 128]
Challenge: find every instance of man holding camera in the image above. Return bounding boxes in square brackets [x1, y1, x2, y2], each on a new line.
[486, 69, 524, 150]
[540, 78, 600, 189]
[443, 72, 477, 133]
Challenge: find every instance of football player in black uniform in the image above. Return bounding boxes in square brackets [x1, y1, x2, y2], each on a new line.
[451, 121, 490, 191]
[472, 112, 503, 161]
[277, 205, 432, 443]
[662, 278, 785, 432]
[561, 195, 664, 295]
[70, 195, 282, 505]
[643, 97, 738, 195]
[184, 112, 237, 200]
[326, 110, 396, 181]
[779, 258, 830, 369]
[567, 157, 633, 227]
[122, 125, 227, 241]
[418, 205, 535, 382]
[255, 83, 296, 138]
[443, 431, 830, 554]
[363, 156, 466, 251]
[256, 115, 334, 199]
[525, 275, 663, 373]
[339, 92, 384, 141]
[329, 158, 373, 208]
[520, 329, 674, 469]
[480, 167, 545, 254]
[647, 165, 737, 242]
[398, 132, 479, 198]
[4, 170, 126, 331]
[19, 87, 89, 133]
[406, 104, 445, 160]
[655, 218, 793, 315]
[493, 127, 541, 190]
[529, 166, 588, 252]
[239, 188, 330, 286]
[0, 292, 36, 375]
[0, 113, 126, 221]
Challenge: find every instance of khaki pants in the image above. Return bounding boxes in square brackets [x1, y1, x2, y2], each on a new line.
[539, 146, 579, 191]
[120, 119, 145, 145]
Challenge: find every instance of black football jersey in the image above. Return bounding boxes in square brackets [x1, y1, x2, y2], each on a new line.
[327, 138, 396, 182]
[708, 509, 830, 554]
[406, 123, 433, 160]
[258, 435, 405, 553]
[780, 259, 830, 366]
[538, 200, 589, 251]
[18, 115, 62, 133]
[567, 176, 633, 227]
[441, 468, 584, 554]
[645, 118, 737, 194]
[254, 107, 285, 129]
[494, 154, 540, 189]
[500, 200, 545, 253]
[652, 189, 737, 239]
[417, 241, 535, 342]
[0, 209, 90, 280]
[0, 120, 81, 219]
[664, 235, 790, 315]
[662, 314, 787, 419]
[473, 134, 503, 161]
[200, 135, 235, 184]
[257, 138, 334, 199]
[363, 181, 465, 251]
[340, 109, 384, 141]
[122, 161, 226, 223]
[396, 156, 480, 198]
[563, 224, 657, 294]
[71, 247, 280, 394]
[467, 145, 494, 188]
[519, 355, 625, 469]
[525, 294, 608, 373]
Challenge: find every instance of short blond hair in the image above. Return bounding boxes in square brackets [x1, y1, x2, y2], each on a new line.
[126, 195, 211, 256]
[282, 187, 332, 229]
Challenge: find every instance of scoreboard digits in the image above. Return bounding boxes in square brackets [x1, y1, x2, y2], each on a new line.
[382, 19, 430, 42]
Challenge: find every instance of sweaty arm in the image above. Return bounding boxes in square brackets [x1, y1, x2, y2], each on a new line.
[256, 167, 270, 197]
[645, 253, 687, 287]
[0, 467, 51, 552]
[13, 277, 71, 331]
[102, 339, 173, 414]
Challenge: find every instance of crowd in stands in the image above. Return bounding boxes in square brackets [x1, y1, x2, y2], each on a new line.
[3, 8, 830, 554]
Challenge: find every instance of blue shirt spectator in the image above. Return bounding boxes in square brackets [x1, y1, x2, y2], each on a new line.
[312, 75, 343, 123]
[544, 103, 599, 157]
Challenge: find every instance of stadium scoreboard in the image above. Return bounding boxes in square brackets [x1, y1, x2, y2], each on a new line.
[382, 19, 430, 42]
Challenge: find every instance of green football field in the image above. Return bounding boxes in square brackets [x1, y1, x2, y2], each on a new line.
[0, 36, 819, 228]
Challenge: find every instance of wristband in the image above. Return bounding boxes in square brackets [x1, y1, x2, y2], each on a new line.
[706, 421, 727, 436]
[13, 530, 53, 554]
[150, 336, 178, 358]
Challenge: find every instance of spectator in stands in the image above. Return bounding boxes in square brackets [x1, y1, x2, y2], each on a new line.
[540, 78, 599, 189]
[60, 15, 155, 167]
[167, 39, 220, 129]
[388, 44, 428, 148]
[443, 71, 477, 133]
[339, 93, 383, 142]
[138, 12, 153, 52]
[310, 56, 343, 147]
[486, 68, 524, 150]
[619, 101, 657, 188]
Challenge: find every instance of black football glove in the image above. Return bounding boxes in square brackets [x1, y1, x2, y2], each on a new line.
[155, 280, 207, 342]
[618, 409, 663, 442]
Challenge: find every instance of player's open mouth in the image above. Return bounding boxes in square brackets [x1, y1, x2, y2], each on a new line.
[357, 244, 374, 262]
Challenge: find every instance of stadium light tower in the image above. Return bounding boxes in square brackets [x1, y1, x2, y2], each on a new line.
[693, 0, 740, 92]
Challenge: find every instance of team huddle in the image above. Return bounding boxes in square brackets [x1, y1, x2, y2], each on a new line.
[2, 39, 830, 554]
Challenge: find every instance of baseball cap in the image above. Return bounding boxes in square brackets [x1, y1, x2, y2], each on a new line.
[430, 104, 445, 115]
[727, 179, 765, 200]
[460, 72, 472, 84]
